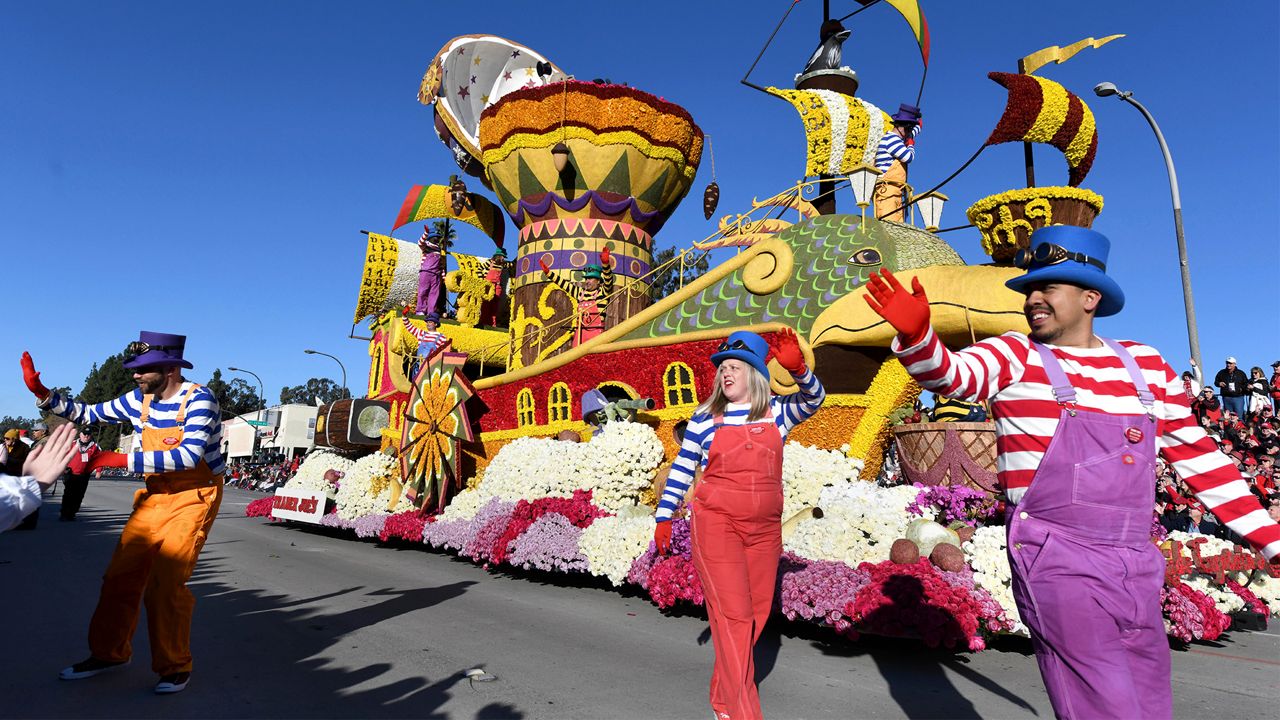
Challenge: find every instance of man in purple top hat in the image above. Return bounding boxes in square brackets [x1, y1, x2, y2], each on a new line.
[21, 331, 225, 694]
[416, 226, 447, 316]
[873, 103, 923, 222]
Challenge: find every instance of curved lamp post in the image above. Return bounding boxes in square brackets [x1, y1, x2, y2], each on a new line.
[228, 366, 267, 460]
[1093, 82, 1202, 372]
[303, 349, 348, 397]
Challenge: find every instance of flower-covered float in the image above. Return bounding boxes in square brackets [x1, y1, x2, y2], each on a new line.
[259, 23, 1279, 652]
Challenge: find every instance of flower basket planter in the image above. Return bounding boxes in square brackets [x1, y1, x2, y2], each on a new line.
[965, 187, 1104, 264]
[892, 421, 998, 497]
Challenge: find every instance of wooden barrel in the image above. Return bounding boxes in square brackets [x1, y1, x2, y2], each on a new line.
[316, 398, 391, 454]
[891, 421, 999, 496]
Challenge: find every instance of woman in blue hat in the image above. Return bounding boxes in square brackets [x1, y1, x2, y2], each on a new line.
[654, 327, 825, 720]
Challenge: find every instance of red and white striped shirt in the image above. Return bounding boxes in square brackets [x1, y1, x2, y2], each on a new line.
[894, 329, 1280, 559]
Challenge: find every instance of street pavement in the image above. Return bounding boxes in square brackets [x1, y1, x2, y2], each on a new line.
[1, 480, 1277, 719]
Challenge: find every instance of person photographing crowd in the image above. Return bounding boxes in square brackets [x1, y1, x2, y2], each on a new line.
[20, 330, 224, 695]
[863, 225, 1279, 719]
[653, 327, 824, 720]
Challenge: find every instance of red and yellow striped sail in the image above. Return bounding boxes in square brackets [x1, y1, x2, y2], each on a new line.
[985, 72, 1098, 187]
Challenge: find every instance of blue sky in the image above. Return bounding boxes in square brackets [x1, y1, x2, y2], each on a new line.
[2, 1, 1276, 419]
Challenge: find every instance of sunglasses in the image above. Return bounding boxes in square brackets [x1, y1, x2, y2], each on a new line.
[125, 341, 181, 359]
[1013, 243, 1106, 271]
[717, 339, 750, 353]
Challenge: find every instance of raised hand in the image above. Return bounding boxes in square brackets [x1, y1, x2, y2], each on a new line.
[653, 521, 672, 555]
[599, 246, 611, 267]
[862, 268, 931, 346]
[767, 327, 807, 375]
[21, 352, 51, 401]
[539, 258, 551, 274]
[22, 423, 76, 489]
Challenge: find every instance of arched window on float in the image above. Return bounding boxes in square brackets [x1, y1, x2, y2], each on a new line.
[516, 388, 536, 427]
[596, 381, 640, 403]
[548, 382, 572, 422]
[663, 362, 697, 407]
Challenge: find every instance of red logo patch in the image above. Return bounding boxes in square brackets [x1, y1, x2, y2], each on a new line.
[162, 437, 180, 446]
[1124, 427, 1144, 444]
[1122, 454, 1135, 465]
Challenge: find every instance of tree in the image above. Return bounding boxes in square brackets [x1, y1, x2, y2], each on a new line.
[0, 416, 36, 432]
[206, 369, 264, 420]
[77, 354, 136, 451]
[649, 246, 711, 300]
[279, 378, 351, 406]
[431, 218, 458, 245]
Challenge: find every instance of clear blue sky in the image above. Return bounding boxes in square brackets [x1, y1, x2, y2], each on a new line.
[2, 1, 1276, 419]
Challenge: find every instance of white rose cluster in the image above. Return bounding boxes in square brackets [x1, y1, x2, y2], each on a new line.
[781, 442, 865, 519]
[477, 436, 589, 501]
[963, 525, 1025, 633]
[580, 504, 656, 586]
[578, 422, 665, 513]
[469, 421, 664, 510]
[783, 482, 915, 566]
[336, 452, 413, 520]
[1166, 531, 1270, 616]
[434, 486, 489, 522]
[1247, 574, 1280, 616]
[287, 450, 356, 498]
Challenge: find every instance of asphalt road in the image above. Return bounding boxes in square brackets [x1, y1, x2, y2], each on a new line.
[1, 480, 1276, 719]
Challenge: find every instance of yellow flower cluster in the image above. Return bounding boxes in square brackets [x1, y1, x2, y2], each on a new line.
[966, 186, 1104, 259]
[846, 360, 920, 480]
[444, 253, 497, 328]
[1022, 75, 1097, 173]
[353, 234, 399, 323]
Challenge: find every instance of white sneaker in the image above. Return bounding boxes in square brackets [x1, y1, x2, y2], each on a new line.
[60, 657, 130, 680]
[154, 672, 190, 694]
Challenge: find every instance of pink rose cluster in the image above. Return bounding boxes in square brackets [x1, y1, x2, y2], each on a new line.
[1161, 583, 1233, 643]
[245, 496, 275, 519]
[905, 484, 995, 527]
[776, 553, 869, 635]
[849, 559, 1009, 651]
[626, 518, 704, 609]
[380, 510, 428, 543]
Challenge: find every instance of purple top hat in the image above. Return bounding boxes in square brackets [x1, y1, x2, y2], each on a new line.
[891, 103, 922, 124]
[122, 331, 194, 370]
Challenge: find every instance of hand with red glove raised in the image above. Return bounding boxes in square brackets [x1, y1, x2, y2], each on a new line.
[85, 451, 128, 474]
[767, 327, 807, 375]
[21, 352, 51, 402]
[863, 268, 931, 347]
[539, 258, 551, 274]
[653, 520, 672, 555]
[599, 246, 611, 268]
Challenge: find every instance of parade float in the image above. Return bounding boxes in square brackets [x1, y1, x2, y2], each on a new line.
[254, 13, 1279, 651]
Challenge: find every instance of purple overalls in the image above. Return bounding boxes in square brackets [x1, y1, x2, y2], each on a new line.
[416, 250, 445, 315]
[1006, 340, 1171, 720]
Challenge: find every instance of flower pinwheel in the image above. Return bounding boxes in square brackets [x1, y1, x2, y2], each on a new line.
[399, 351, 475, 511]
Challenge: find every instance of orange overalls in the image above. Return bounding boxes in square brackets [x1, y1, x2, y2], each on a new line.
[689, 411, 784, 720]
[87, 385, 222, 676]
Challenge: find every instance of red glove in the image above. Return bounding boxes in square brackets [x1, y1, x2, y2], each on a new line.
[86, 451, 128, 474]
[539, 258, 551, 274]
[599, 246, 611, 267]
[863, 268, 931, 346]
[767, 327, 807, 375]
[21, 352, 50, 401]
[653, 521, 672, 555]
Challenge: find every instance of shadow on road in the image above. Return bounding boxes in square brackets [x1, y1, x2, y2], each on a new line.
[188, 558, 487, 718]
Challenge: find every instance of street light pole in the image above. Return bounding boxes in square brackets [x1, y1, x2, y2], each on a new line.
[303, 349, 348, 397]
[1093, 82, 1203, 372]
[228, 366, 266, 461]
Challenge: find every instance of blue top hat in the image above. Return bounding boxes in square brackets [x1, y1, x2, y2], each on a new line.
[122, 331, 194, 370]
[1005, 226, 1125, 317]
[710, 331, 771, 381]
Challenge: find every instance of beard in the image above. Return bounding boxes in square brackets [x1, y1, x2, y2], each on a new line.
[1029, 324, 1062, 344]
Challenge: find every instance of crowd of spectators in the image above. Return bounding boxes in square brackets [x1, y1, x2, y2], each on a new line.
[1157, 357, 1280, 540]
[226, 456, 300, 492]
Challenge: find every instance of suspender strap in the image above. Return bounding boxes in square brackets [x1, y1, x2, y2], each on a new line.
[138, 384, 197, 428]
[1101, 339, 1156, 412]
[1032, 343, 1077, 405]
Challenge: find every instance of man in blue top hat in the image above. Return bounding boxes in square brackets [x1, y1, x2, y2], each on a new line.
[864, 226, 1280, 719]
[20, 331, 225, 695]
[873, 103, 923, 222]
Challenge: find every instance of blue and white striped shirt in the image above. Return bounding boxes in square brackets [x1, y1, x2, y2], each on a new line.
[43, 383, 226, 476]
[874, 124, 920, 172]
[656, 369, 825, 520]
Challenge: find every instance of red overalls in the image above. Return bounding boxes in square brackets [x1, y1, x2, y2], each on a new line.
[88, 385, 223, 676]
[1007, 341, 1171, 719]
[689, 411, 784, 720]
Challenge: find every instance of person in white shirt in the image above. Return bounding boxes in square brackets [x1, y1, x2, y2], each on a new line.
[0, 424, 77, 532]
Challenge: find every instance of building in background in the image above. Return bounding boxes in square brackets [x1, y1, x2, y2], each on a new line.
[221, 404, 319, 463]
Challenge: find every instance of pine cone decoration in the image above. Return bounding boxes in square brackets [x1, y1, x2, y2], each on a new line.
[702, 181, 720, 220]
